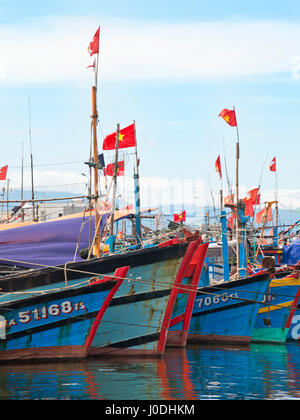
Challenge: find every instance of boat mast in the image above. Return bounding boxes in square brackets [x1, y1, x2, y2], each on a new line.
[21, 141, 24, 222]
[275, 164, 279, 246]
[133, 120, 141, 247]
[6, 178, 9, 221]
[91, 85, 101, 257]
[28, 96, 35, 221]
[90, 28, 101, 257]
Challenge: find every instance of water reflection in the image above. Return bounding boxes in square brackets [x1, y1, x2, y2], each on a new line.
[0, 343, 300, 399]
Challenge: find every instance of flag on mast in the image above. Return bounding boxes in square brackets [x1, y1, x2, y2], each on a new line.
[0, 165, 8, 181]
[269, 156, 276, 172]
[247, 187, 260, 205]
[88, 27, 100, 56]
[103, 123, 136, 150]
[104, 161, 125, 177]
[242, 197, 254, 217]
[215, 155, 222, 178]
[224, 193, 234, 205]
[256, 207, 272, 224]
[174, 211, 186, 223]
[219, 108, 237, 127]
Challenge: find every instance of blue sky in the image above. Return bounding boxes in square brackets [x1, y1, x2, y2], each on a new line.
[0, 1, 299, 210]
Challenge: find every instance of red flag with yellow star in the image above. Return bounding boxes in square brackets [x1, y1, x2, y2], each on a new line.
[256, 207, 272, 224]
[219, 108, 237, 127]
[103, 161, 125, 176]
[224, 193, 234, 205]
[248, 188, 260, 205]
[242, 197, 254, 217]
[103, 123, 136, 150]
[174, 211, 186, 223]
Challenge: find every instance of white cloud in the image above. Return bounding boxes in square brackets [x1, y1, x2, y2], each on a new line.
[0, 16, 300, 84]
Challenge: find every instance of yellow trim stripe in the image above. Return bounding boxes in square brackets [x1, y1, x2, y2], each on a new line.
[258, 300, 293, 314]
[270, 278, 300, 288]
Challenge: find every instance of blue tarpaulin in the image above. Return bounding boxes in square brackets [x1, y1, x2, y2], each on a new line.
[282, 239, 300, 265]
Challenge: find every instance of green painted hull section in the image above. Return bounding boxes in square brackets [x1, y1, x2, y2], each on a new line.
[251, 327, 289, 344]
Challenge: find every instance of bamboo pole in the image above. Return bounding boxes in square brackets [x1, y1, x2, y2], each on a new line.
[91, 86, 101, 257]
[28, 96, 35, 221]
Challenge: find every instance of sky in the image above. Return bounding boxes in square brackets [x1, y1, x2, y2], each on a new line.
[0, 0, 300, 212]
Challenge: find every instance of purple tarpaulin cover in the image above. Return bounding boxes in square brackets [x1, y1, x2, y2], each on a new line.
[0, 213, 110, 269]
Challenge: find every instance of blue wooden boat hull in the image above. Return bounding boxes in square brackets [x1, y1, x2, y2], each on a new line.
[89, 260, 181, 357]
[89, 241, 208, 356]
[187, 273, 270, 345]
[0, 279, 118, 362]
[0, 241, 202, 357]
[252, 273, 300, 344]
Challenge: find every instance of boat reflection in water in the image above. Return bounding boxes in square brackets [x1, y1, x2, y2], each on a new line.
[1, 343, 300, 400]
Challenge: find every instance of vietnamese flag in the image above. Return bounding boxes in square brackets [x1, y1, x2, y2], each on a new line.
[88, 27, 100, 56]
[269, 156, 276, 172]
[243, 197, 254, 217]
[103, 123, 136, 150]
[0, 165, 8, 181]
[256, 207, 272, 224]
[215, 155, 222, 179]
[248, 188, 260, 205]
[174, 211, 186, 223]
[104, 161, 124, 176]
[219, 109, 237, 127]
[224, 193, 234, 205]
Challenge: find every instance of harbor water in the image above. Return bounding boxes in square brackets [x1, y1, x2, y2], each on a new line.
[1, 342, 300, 401]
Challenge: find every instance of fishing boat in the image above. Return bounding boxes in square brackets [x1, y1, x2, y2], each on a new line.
[0, 235, 209, 357]
[168, 236, 272, 346]
[283, 240, 300, 341]
[252, 246, 300, 344]
[185, 240, 298, 345]
[0, 266, 129, 362]
[88, 240, 209, 356]
[251, 269, 300, 344]
[186, 271, 270, 345]
[251, 232, 300, 343]
[169, 203, 271, 345]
